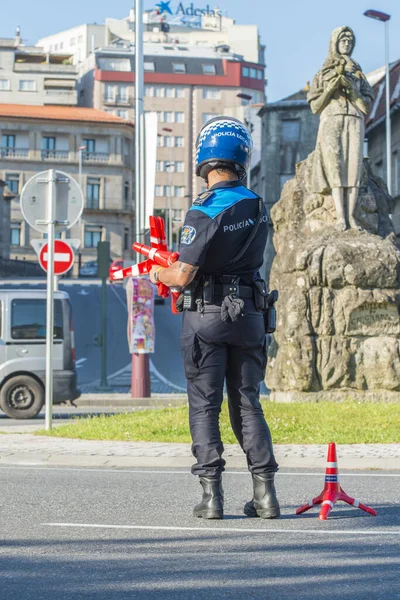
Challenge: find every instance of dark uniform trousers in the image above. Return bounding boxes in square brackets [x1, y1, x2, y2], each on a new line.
[181, 299, 279, 477]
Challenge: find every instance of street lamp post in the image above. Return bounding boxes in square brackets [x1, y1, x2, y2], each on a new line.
[162, 126, 173, 249]
[237, 93, 253, 185]
[364, 9, 392, 194]
[78, 145, 86, 192]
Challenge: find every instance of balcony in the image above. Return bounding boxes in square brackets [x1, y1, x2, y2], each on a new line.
[14, 63, 76, 74]
[82, 152, 109, 163]
[103, 96, 132, 106]
[41, 150, 69, 160]
[0, 147, 29, 159]
[44, 89, 78, 105]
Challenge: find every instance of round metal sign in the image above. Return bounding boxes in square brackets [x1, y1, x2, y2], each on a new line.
[20, 169, 84, 234]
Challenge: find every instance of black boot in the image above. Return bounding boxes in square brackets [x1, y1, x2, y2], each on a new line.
[244, 473, 280, 519]
[193, 476, 224, 519]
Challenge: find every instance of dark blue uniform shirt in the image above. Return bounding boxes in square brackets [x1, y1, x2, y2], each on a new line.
[179, 180, 268, 279]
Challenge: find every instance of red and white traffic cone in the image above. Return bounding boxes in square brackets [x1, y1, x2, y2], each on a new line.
[296, 442, 377, 521]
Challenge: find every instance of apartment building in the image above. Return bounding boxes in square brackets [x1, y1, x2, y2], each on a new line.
[78, 43, 264, 230]
[37, 5, 266, 235]
[0, 35, 78, 106]
[0, 104, 134, 271]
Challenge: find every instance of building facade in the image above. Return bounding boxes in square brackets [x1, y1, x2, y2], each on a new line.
[0, 105, 134, 271]
[0, 35, 78, 106]
[365, 59, 400, 237]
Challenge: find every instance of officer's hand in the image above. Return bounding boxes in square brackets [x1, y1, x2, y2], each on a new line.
[149, 265, 163, 285]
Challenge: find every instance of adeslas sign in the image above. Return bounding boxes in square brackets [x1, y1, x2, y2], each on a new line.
[176, 2, 222, 17]
[156, 1, 222, 18]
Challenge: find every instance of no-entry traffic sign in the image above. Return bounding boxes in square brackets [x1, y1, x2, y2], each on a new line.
[39, 240, 74, 275]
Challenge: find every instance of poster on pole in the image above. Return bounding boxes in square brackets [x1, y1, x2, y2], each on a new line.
[126, 277, 155, 354]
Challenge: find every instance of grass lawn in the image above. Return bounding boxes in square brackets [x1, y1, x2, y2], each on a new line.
[37, 401, 400, 444]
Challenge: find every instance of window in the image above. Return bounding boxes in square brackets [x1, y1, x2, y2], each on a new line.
[55, 44, 59, 51]
[177, 46, 188, 51]
[172, 63, 186, 73]
[70, 37, 76, 46]
[174, 186, 185, 197]
[202, 113, 218, 125]
[282, 119, 300, 143]
[175, 161, 184, 172]
[250, 68, 257, 78]
[2, 134, 15, 148]
[202, 88, 220, 100]
[98, 57, 131, 71]
[19, 80, 36, 92]
[393, 151, 399, 196]
[145, 86, 154, 97]
[86, 178, 100, 209]
[11, 299, 63, 340]
[176, 112, 185, 123]
[42, 231, 62, 240]
[5, 173, 19, 194]
[144, 61, 155, 72]
[375, 160, 384, 179]
[165, 136, 174, 148]
[164, 111, 174, 123]
[10, 222, 21, 246]
[78, 35, 83, 43]
[84, 226, 103, 248]
[0, 79, 10, 91]
[157, 136, 164, 147]
[165, 87, 175, 98]
[117, 109, 128, 119]
[202, 64, 216, 75]
[242, 67, 249, 77]
[257, 70, 263, 80]
[124, 181, 130, 209]
[104, 83, 116, 101]
[41, 136, 56, 158]
[155, 185, 163, 196]
[155, 87, 165, 98]
[60, 42, 64, 50]
[157, 111, 164, 122]
[164, 185, 172, 197]
[83, 138, 96, 154]
[176, 88, 185, 98]
[175, 136, 184, 147]
[156, 160, 164, 172]
[124, 227, 129, 250]
[117, 85, 129, 102]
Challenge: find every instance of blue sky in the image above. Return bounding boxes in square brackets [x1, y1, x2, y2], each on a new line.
[1, 0, 399, 101]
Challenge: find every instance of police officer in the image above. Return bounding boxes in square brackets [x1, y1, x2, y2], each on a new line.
[149, 117, 280, 520]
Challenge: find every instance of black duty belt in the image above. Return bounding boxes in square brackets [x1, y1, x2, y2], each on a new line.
[212, 284, 254, 299]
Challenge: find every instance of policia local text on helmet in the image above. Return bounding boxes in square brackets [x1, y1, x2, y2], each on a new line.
[149, 116, 280, 520]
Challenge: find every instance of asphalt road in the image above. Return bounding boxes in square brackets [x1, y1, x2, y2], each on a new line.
[0, 466, 398, 599]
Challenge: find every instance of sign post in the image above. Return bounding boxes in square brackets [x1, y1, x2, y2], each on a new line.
[44, 170, 56, 430]
[20, 170, 83, 431]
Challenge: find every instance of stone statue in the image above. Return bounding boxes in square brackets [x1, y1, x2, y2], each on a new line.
[307, 26, 374, 231]
[266, 27, 400, 403]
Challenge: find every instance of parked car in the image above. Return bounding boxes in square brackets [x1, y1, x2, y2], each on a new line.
[0, 289, 80, 419]
[79, 261, 98, 277]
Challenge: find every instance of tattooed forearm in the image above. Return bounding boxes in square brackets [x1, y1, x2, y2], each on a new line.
[158, 261, 199, 288]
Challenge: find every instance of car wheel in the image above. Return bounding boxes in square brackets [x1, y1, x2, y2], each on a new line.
[0, 375, 45, 419]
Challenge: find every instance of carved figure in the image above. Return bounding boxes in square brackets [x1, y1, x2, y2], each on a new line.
[307, 26, 374, 230]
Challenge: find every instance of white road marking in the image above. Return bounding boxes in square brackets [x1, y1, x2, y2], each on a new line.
[0, 466, 399, 477]
[75, 358, 87, 369]
[44, 523, 400, 536]
[78, 289, 90, 296]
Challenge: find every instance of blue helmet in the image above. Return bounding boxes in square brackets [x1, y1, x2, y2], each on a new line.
[195, 116, 253, 180]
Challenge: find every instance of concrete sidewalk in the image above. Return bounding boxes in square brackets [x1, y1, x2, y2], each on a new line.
[0, 433, 398, 470]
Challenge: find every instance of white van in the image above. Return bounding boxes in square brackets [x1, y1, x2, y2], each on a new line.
[0, 289, 80, 419]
